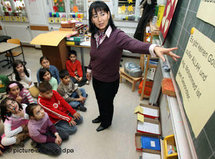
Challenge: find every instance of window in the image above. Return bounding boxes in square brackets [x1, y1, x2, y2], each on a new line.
[13, 0, 26, 16]
[114, 0, 141, 21]
[52, 0, 65, 12]
[0, 0, 26, 16]
[70, 0, 85, 18]
[118, 0, 136, 15]
[1, 0, 12, 15]
[70, 0, 84, 13]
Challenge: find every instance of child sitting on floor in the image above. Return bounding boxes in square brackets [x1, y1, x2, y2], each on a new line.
[39, 68, 58, 91]
[66, 50, 89, 87]
[26, 103, 69, 156]
[0, 97, 29, 147]
[57, 70, 87, 112]
[36, 56, 60, 84]
[37, 81, 83, 135]
[6, 81, 35, 105]
[12, 60, 39, 98]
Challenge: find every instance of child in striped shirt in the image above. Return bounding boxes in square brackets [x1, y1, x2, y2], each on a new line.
[0, 97, 29, 147]
[6, 81, 35, 105]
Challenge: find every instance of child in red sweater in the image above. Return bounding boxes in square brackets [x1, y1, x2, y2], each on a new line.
[37, 81, 83, 135]
[66, 50, 89, 87]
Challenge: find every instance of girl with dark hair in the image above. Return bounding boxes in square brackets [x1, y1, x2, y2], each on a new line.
[26, 103, 68, 156]
[0, 97, 29, 147]
[6, 81, 35, 105]
[36, 56, 60, 84]
[39, 68, 58, 91]
[86, 1, 180, 132]
[12, 60, 39, 98]
[12, 60, 30, 82]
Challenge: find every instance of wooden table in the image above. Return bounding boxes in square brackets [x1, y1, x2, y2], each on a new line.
[30, 31, 78, 71]
[0, 42, 20, 62]
[40, 38, 68, 71]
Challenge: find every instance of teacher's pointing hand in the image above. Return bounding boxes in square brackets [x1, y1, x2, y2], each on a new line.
[154, 47, 180, 62]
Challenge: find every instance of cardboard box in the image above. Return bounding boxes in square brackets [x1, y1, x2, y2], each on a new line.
[162, 78, 176, 97]
[137, 118, 161, 136]
[139, 103, 159, 119]
[138, 81, 153, 96]
[135, 132, 161, 154]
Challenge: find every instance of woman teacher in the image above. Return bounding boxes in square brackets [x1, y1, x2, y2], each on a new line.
[86, 1, 180, 132]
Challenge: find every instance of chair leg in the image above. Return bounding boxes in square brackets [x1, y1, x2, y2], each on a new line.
[132, 81, 136, 92]
[2, 56, 12, 68]
[22, 53, 26, 65]
[7, 56, 12, 69]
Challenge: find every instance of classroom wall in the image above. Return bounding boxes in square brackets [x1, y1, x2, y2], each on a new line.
[0, 0, 139, 44]
[163, 1, 215, 159]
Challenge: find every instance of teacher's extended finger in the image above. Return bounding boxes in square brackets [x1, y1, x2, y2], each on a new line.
[168, 47, 178, 52]
[159, 55, 166, 62]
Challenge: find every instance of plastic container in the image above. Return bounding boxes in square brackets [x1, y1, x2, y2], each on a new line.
[163, 135, 178, 159]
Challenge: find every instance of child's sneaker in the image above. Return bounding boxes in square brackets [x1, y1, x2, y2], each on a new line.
[77, 106, 87, 112]
[86, 80, 90, 85]
[31, 141, 38, 149]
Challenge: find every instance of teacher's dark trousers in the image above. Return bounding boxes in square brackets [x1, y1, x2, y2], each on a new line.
[93, 77, 119, 127]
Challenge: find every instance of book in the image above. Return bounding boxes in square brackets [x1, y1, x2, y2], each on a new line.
[141, 136, 161, 151]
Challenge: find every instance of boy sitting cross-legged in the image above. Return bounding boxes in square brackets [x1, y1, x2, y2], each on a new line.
[37, 81, 83, 135]
[57, 70, 87, 112]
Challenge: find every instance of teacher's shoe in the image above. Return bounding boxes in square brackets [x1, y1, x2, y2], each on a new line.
[92, 117, 101, 123]
[96, 125, 109, 132]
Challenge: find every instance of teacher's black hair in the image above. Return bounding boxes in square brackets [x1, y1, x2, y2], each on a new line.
[88, 1, 116, 37]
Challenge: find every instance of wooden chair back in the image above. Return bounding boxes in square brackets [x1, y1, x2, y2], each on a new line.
[7, 39, 21, 45]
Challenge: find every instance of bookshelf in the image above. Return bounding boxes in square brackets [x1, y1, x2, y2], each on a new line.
[140, 21, 160, 100]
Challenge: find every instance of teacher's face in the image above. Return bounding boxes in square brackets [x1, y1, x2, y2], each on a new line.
[91, 9, 110, 32]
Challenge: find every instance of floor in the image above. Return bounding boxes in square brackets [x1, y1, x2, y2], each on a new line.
[0, 47, 148, 159]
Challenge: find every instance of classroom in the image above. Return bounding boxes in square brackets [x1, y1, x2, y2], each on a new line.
[0, 0, 215, 159]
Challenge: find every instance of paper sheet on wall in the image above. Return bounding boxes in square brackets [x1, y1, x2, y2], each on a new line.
[176, 28, 215, 137]
[30, 31, 76, 46]
[197, 0, 215, 27]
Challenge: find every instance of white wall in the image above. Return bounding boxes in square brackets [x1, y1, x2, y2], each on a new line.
[0, 0, 141, 44]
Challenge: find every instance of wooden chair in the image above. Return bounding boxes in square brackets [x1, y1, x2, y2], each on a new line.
[6, 39, 26, 65]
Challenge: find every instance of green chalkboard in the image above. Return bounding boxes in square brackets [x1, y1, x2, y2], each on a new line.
[162, 1, 215, 159]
